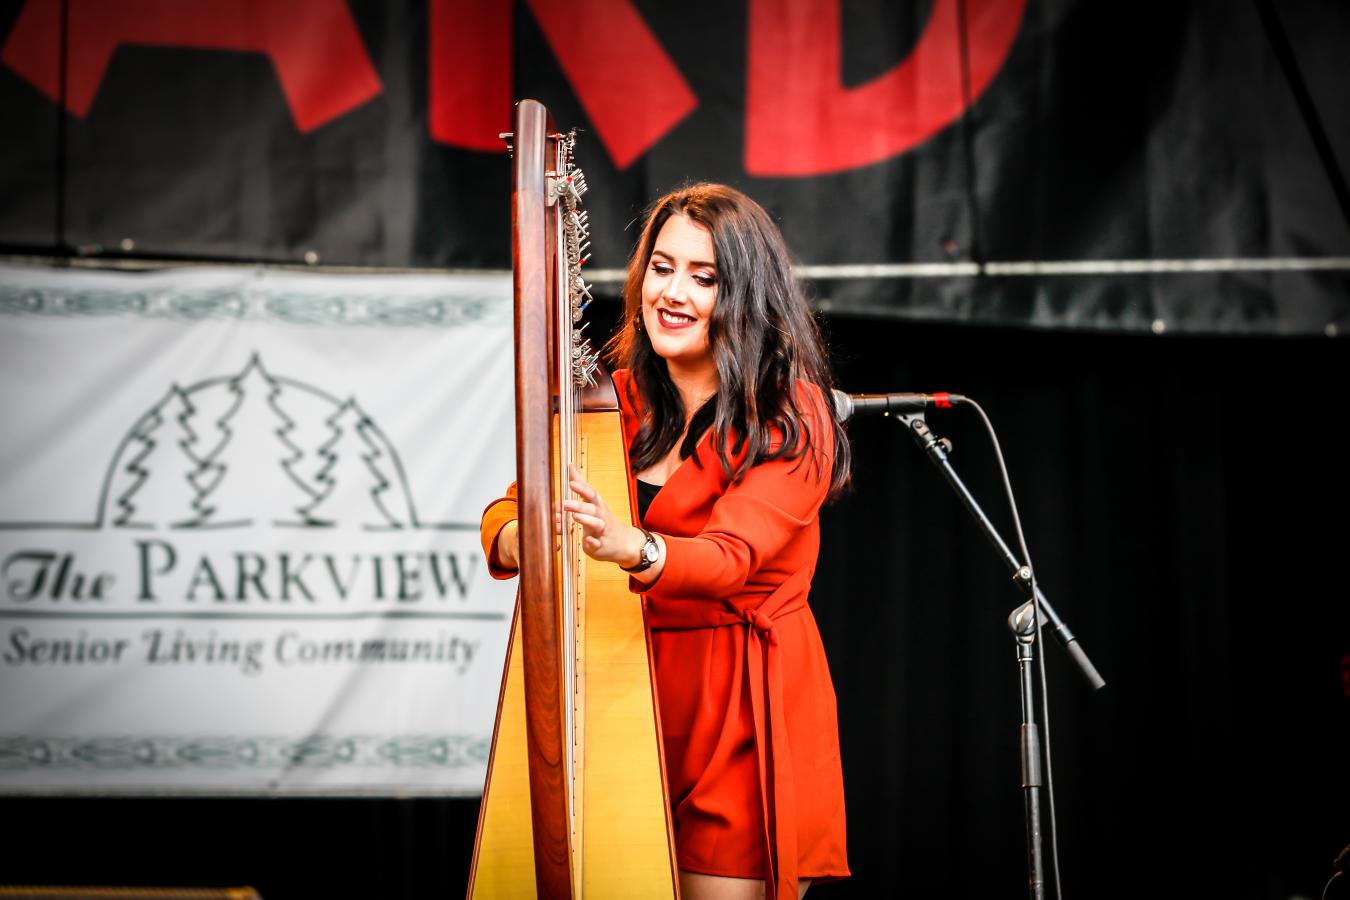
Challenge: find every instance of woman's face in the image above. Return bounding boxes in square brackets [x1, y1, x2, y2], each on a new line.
[640, 214, 718, 374]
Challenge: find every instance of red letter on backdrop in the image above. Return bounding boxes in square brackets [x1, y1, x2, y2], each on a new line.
[0, 0, 382, 132]
[429, 0, 697, 169]
[745, 0, 1025, 176]
[427, 0, 513, 154]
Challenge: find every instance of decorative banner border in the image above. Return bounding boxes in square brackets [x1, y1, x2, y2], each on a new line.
[0, 735, 490, 771]
[0, 264, 519, 796]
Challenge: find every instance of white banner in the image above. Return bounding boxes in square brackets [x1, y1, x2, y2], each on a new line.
[0, 264, 518, 795]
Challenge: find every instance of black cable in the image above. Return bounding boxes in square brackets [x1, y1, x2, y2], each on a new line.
[964, 397, 1063, 900]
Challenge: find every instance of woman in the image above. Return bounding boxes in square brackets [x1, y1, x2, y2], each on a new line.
[480, 183, 851, 900]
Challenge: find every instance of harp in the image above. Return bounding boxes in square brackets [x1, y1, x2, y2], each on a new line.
[467, 100, 679, 898]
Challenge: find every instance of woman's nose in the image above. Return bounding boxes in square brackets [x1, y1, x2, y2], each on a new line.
[662, 273, 687, 302]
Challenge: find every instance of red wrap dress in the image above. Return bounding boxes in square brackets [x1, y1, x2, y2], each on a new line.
[480, 369, 849, 898]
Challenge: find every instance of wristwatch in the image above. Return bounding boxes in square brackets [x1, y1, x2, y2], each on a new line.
[621, 527, 660, 573]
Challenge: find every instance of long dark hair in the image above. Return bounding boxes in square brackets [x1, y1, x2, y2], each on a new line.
[606, 183, 851, 498]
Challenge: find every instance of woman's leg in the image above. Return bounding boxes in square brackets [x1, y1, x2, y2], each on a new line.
[678, 871, 813, 899]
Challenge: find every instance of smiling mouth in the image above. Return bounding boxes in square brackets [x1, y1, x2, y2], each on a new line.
[658, 307, 697, 328]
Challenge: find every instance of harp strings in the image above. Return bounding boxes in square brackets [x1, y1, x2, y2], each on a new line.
[549, 129, 595, 870]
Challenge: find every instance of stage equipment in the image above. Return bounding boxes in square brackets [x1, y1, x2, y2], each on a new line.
[831, 388, 966, 419]
[872, 390, 1105, 900]
[466, 100, 678, 899]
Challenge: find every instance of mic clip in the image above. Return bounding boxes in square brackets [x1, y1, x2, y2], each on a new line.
[906, 415, 954, 458]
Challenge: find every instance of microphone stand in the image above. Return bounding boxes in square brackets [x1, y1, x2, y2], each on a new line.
[890, 409, 1106, 900]
[1010, 600, 1046, 899]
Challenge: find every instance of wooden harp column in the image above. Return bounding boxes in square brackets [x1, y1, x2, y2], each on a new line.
[467, 100, 679, 899]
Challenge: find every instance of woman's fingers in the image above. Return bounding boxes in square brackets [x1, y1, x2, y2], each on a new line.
[570, 511, 605, 531]
[569, 482, 598, 506]
[568, 464, 600, 502]
[561, 498, 595, 515]
[565, 465, 610, 528]
[563, 463, 630, 563]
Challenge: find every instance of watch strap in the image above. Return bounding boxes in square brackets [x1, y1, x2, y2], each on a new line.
[620, 527, 659, 573]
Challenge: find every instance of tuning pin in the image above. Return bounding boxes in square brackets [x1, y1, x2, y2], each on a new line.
[572, 351, 596, 375]
[575, 358, 599, 387]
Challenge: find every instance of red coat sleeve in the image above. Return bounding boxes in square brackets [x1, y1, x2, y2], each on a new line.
[479, 482, 519, 580]
[645, 385, 834, 602]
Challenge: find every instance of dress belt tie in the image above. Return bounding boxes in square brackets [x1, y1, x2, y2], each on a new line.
[645, 588, 810, 900]
[739, 600, 803, 900]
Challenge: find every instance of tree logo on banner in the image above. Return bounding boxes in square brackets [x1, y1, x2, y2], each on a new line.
[103, 354, 417, 531]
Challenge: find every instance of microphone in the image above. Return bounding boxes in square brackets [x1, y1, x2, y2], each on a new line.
[832, 389, 966, 421]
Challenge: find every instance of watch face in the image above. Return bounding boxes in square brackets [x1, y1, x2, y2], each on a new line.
[644, 541, 659, 563]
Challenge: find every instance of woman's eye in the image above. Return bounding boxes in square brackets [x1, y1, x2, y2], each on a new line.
[694, 274, 717, 288]
[650, 262, 672, 276]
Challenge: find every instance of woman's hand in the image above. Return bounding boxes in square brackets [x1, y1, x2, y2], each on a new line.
[563, 463, 650, 569]
[492, 520, 519, 570]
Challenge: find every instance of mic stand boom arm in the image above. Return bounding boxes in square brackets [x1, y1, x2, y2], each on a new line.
[893, 408, 1105, 900]
[895, 411, 1106, 690]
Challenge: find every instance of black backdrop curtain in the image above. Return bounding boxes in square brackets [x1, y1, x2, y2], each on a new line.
[2, 0, 1347, 893]
[4, 0, 1350, 333]
[4, 311, 1345, 899]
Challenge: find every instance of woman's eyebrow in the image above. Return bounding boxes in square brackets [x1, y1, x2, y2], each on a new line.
[651, 248, 716, 269]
